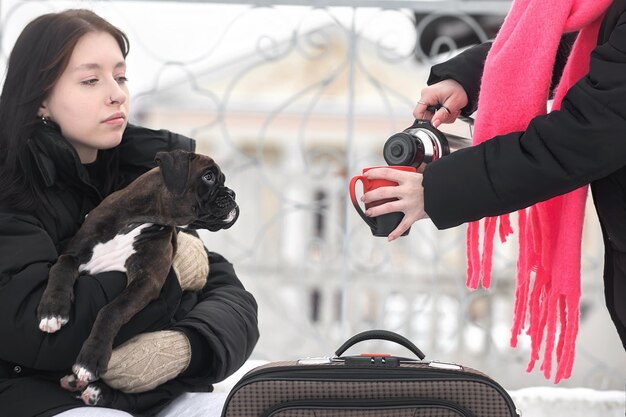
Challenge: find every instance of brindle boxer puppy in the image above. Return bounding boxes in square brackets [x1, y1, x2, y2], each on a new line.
[36, 149, 238, 403]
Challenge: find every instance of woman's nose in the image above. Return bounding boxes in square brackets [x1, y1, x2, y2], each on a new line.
[108, 82, 127, 105]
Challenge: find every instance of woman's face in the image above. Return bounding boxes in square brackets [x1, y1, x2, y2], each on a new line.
[39, 31, 129, 163]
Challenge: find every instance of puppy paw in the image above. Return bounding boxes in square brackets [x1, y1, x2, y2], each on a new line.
[80, 382, 114, 407]
[73, 339, 112, 383]
[72, 364, 98, 384]
[81, 384, 102, 406]
[37, 289, 72, 333]
[60, 373, 88, 392]
[38, 316, 69, 333]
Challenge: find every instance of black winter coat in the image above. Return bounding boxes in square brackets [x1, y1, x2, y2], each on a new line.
[423, 1, 626, 350]
[0, 123, 259, 416]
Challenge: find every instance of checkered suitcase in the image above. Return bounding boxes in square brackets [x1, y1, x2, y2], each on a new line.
[221, 330, 520, 417]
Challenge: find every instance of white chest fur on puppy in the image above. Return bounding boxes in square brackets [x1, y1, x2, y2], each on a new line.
[39, 223, 154, 333]
[78, 223, 154, 275]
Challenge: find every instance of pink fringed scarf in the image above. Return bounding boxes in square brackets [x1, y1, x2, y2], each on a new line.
[468, 0, 611, 383]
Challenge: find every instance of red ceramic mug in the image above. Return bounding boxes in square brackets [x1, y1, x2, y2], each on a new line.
[349, 166, 417, 237]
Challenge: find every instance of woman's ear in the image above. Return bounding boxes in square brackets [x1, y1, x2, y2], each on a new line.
[38, 101, 48, 118]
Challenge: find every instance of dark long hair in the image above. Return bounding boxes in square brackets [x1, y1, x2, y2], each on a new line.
[0, 9, 129, 211]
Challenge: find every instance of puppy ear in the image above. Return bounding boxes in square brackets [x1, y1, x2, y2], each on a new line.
[155, 150, 191, 197]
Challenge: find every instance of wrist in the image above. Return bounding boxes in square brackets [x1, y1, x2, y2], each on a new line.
[178, 327, 213, 379]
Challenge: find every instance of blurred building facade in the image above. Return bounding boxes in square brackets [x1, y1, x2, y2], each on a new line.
[1, 0, 624, 390]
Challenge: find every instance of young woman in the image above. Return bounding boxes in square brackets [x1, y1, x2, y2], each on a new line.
[0, 9, 258, 416]
[363, 0, 625, 384]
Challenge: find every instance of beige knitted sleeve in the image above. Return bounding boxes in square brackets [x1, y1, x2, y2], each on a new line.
[101, 330, 191, 393]
[172, 231, 209, 291]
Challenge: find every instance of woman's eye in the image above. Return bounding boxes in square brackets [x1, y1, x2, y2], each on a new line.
[81, 79, 98, 86]
[116, 76, 128, 84]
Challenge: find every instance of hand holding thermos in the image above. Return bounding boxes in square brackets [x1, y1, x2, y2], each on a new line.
[414, 79, 469, 128]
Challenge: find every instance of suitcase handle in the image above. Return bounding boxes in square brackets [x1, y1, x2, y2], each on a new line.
[335, 329, 425, 360]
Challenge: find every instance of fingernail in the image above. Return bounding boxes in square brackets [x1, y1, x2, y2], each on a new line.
[432, 119, 440, 128]
[388, 235, 396, 242]
[360, 196, 365, 202]
[365, 209, 371, 216]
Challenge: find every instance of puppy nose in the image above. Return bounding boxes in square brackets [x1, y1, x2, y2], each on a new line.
[226, 189, 236, 199]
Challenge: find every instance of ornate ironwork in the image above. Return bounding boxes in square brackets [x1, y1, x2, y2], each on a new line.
[1, 0, 623, 389]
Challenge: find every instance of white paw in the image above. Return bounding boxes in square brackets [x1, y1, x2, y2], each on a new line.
[60, 373, 85, 392]
[72, 365, 95, 383]
[38, 316, 68, 333]
[81, 385, 101, 406]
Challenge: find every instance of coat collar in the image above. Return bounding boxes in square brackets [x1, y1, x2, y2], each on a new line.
[27, 122, 92, 188]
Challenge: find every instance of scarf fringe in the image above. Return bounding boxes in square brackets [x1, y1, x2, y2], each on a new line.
[466, 222, 481, 289]
[473, 198, 585, 382]
[467, 215, 514, 290]
[472, 200, 583, 383]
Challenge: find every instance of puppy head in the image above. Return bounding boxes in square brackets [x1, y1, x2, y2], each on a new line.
[155, 150, 239, 231]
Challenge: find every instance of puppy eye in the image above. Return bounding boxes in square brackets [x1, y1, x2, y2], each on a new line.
[202, 171, 216, 185]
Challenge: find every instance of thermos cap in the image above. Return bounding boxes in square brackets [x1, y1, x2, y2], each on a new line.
[383, 120, 449, 169]
[383, 132, 424, 167]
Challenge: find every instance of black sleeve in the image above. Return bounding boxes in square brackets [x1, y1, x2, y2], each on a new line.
[172, 251, 259, 385]
[0, 212, 183, 371]
[423, 17, 626, 229]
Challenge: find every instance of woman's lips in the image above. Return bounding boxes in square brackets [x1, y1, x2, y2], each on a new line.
[103, 112, 126, 126]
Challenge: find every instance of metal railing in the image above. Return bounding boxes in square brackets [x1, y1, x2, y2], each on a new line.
[1, 0, 624, 390]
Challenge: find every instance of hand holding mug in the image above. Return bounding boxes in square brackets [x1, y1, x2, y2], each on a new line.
[350, 166, 427, 241]
[362, 166, 428, 241]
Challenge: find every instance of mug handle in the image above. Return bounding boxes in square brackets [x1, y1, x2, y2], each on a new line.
[349, 175, 377, 229]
